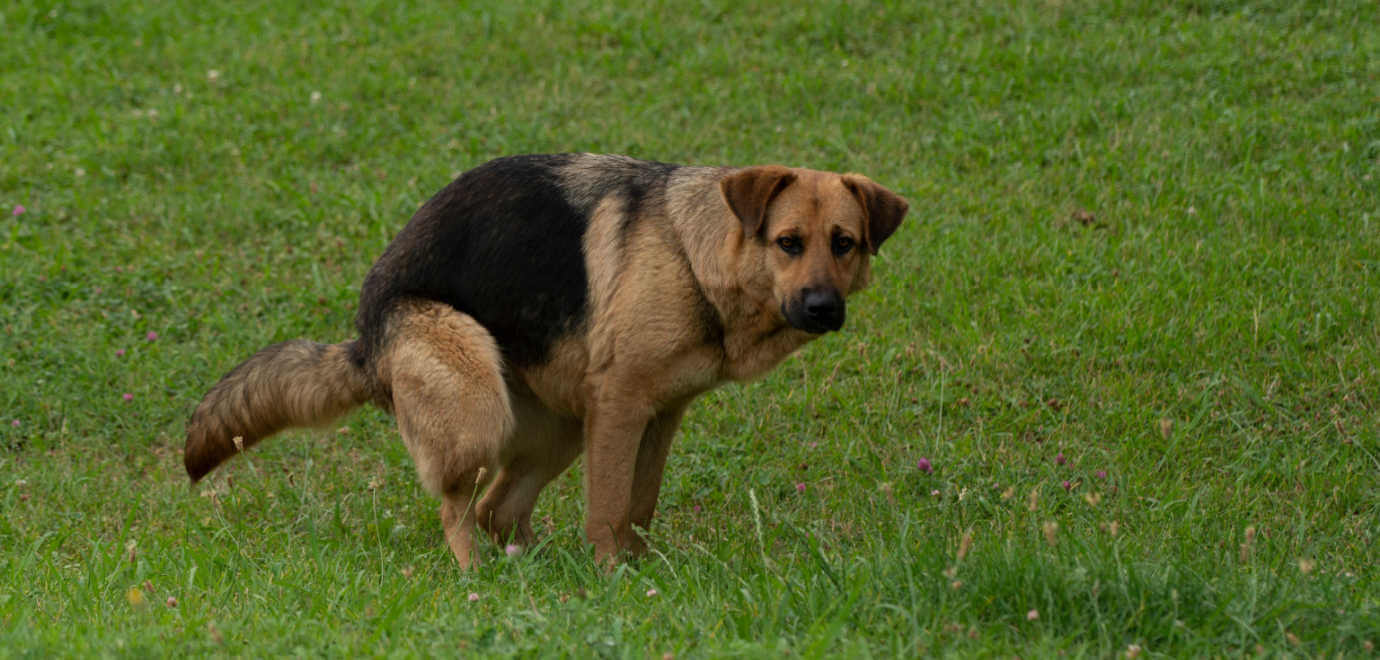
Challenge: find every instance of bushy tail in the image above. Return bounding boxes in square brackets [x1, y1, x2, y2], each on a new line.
[184, 339, 371, 481]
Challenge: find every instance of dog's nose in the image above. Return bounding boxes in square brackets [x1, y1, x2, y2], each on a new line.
[801, 288, 845, 331]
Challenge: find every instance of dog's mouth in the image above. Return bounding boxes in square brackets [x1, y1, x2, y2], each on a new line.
[782, 288, 846, 334]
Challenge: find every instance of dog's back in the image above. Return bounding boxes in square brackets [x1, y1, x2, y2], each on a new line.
[352, 154, 681, 373]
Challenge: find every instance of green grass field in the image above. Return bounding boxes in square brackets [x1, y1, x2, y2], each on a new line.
[3, 0, 1378, 655]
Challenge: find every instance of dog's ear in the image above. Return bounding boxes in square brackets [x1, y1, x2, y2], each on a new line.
[720, 166, 797, 238]
[842, 174, 908, 255]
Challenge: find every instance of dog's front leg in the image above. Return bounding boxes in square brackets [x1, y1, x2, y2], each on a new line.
[629, 401, 690, 532]
[582, 382, 654, 565]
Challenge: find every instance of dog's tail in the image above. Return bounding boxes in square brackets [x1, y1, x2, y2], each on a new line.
[184, 339, 371, 481]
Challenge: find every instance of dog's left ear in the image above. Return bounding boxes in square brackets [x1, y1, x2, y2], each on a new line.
[721, 166, 798, 239]
[841, 174, 909, 255]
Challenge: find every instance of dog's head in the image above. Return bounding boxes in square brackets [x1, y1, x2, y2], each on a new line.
[721, 166, 908, 334]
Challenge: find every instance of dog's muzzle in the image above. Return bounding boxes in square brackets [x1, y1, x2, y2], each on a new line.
[784, 287, 846, 334]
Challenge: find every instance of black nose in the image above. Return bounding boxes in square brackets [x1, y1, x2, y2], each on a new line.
[797, 287, 845, 333]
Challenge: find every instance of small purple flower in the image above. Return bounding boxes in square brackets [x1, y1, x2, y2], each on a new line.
[795, 482, 806, 493]
[145, 331, 158, 341]
[10, 419, 19, 428]
[12, 205, 25, 216]
[123, 393, 134, 402]
[1096, 470, 1108, 480]
[692, 504, 702, 513]
[917, 457, 933, 473]
[1055, 452, 1067, 466]
[1062, 480, 1072, 491]
[467, 592, 479, 602]
[930, 489, 941, 497]
[115, 348, 126, 357]
[504, 544, 522, 557]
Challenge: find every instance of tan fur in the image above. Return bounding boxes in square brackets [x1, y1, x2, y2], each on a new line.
[473, 394, 581, 547]
[185, 155, 906, 569]
[380, 299, 514, 568]
[381, 299, 513, 496]
[184, 340, 369, 481]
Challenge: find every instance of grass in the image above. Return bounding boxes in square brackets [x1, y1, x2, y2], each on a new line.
[2, 0, 1378, 655]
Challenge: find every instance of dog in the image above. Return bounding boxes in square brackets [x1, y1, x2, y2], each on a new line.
[184, 154, 907, 567]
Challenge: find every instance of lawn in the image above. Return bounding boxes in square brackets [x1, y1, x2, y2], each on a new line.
[2, 0, 1377, 655]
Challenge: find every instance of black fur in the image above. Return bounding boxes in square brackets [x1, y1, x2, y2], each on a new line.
[613, 161, 677, 251]
[356, 154, 590, 368]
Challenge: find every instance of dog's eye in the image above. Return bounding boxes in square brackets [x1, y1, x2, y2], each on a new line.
[831, 235, 856, 256]
[776, 235, 803, 256]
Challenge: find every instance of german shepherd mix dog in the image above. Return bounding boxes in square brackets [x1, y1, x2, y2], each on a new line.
[185, 154, 907, 567]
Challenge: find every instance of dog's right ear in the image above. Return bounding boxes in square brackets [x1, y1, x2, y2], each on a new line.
[841, 174, 909, 255]
[720, 166, 797, 238]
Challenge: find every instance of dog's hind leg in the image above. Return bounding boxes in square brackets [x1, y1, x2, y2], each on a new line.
[382, 300, 513, 568]
[476, 397, 582, 550]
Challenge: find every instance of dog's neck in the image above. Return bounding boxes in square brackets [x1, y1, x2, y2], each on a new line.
[667, 170, 768, 321]
[665, 171, 817, 381]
